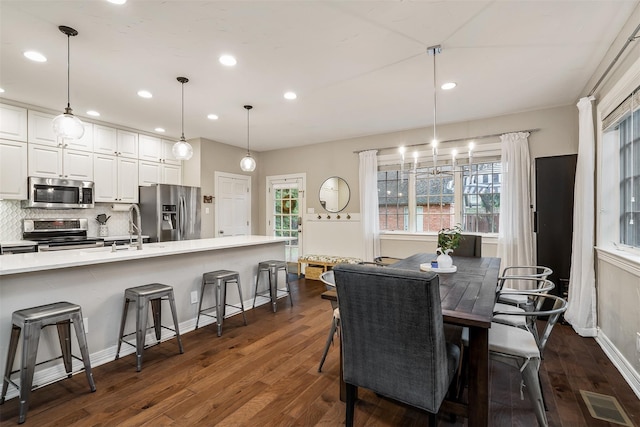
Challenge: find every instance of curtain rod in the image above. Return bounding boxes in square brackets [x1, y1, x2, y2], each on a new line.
[353, 128, 540, 154]
[588, 22, 640, 97]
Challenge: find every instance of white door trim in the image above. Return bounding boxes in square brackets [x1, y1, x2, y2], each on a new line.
[266, 173, 306, 255]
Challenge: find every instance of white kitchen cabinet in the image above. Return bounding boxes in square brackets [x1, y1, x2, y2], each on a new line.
[0, 104, 27, 142]
[138, 160, 161, 186]
[162, 163, 182, 185]
[94, 153, 138, 203]
[139, 160, 181, 186]
[27, 110, 59, 146]
[161, 139, 181, 165]
[0, 139, 28, 199]
[94, 125, 138, 159]
[64, 122, 93, 152]
[28, 143, 93, 180]
[138, 134, 162, 162]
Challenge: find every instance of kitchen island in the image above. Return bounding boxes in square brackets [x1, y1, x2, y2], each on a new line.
[0, 236, 289, 397]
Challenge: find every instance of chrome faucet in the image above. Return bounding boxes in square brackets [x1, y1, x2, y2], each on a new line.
[128, 204, 143, 250]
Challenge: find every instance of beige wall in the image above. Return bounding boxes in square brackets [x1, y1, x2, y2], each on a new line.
[258, 103, 579, 237]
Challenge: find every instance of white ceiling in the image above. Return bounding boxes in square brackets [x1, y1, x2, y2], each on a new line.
[0, 1, 637, 151]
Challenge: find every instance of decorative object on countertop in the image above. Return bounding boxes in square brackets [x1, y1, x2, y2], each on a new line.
[52, 25, 85, 140]
[240, 105, 257, 172]
[172, 76, 193, 160]
[96, 213, 111, 237]
[436, 223, 462, 269]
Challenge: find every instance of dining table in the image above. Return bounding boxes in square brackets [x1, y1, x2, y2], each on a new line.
[321, 253, 501, 427]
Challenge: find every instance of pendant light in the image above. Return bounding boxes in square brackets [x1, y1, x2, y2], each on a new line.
[427, 44, 441, 173]
[52, 25, 85, 140]
[172, 76, 193, 160]
[240, 105, 256, 172]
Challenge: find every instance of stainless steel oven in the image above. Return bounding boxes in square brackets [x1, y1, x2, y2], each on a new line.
[22, 177, 94, 209]
[23, 219, 104, 251]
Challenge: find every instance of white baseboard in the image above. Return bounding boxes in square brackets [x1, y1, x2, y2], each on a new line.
[596, 330, 640, 399]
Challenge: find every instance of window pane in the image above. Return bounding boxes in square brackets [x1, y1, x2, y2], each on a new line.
[463, 161, 501, 233]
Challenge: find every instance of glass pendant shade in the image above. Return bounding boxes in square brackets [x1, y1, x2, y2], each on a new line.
[52, 108, 85, 139]
[240, 154, 256, 172]
[172, 137, 193, 160]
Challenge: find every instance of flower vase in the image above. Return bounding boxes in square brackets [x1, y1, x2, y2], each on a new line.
[98, 225, 109, 237]
[436, 248, 453, 269]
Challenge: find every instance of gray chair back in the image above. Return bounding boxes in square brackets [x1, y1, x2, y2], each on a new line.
[333, 263, 459, 414]
[454, 234, 482, 257]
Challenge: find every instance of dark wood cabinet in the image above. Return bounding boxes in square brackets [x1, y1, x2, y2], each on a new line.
[534, 154, 577, 297]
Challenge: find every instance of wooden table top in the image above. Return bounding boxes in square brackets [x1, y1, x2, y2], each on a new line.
[389, 253, 501, 328]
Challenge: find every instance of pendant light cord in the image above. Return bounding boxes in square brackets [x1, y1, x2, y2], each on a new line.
[432, 51, 437, 144]
[246, 107, 251, 155]
[181, 81, 185, 140]
[66, 34, 71, 109]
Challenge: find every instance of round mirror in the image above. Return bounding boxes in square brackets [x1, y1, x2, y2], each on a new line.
[319, 176, 350, 212]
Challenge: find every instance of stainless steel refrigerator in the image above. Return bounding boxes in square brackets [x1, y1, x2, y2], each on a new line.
[139, 184, 201, 242]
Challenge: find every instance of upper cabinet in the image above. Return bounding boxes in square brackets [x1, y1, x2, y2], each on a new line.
[138, 134, 162, 162]
[161, 139, 181, 165]
[27, 110, 92, 152]
[0, 104, 27, 142]
[94, 125, 138, 159]
[0, 139, 27, 199]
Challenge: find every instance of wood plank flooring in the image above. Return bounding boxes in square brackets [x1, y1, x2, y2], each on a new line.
[1, 276, 638, 426]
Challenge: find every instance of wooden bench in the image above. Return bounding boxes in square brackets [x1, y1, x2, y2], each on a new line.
[297, 254, 362, 280]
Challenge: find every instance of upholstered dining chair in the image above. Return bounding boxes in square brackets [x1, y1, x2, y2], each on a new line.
[333, 264, 460, 427]
[453, 234, 482, 257]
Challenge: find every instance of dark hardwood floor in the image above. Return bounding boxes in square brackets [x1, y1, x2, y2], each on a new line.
[1, 276, 638, 426]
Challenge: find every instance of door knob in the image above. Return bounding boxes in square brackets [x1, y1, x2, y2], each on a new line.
[219, 230, 224, 234]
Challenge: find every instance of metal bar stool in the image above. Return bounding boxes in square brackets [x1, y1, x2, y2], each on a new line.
[115, 283, 184, 372]
[1, 302, 96, 424]
[252, 260, 293, 312]
[195, 270, 248, 336]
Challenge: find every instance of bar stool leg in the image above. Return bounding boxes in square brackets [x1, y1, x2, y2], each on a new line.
[269, 265, 277, 312]
[56, 321, 73, 377]
[252, 269, 261, 309]
[135, 296, 149, 372]
[284, 265, 293, 307]
[215, 278, 224, 337]
[150, 298, 162, 341]
[195, 277, 206, 329]
[18, 322, 41, 424]
[1, 325, 21, 404]
[71, 312, 96, 392]
[115, 298, 130, 359]
[167, 291, 184, 354]
[236, 276, 248, 326]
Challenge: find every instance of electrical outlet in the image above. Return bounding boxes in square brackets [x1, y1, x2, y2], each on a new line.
[84, 317, 89, 334]
[191, 291, 198, 304]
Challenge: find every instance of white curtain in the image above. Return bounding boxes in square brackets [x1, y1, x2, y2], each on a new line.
[564, 97, 597, 337]
[359, 150, 380, 261]
[497, 132, 535, 289]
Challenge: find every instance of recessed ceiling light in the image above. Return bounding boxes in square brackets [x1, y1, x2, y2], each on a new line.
[207, 114, 219, 120]
[154, 127, 165, 133]
[106, 0, 127, 4]
[86, 110, 100, 117]
[24, 51, 47, 62]
[137, 90, 152, 99]
[0, 88, 5, 93]
[441, 82, 457, 90]
[219, 55, 237, 67]
[284, 91, 297, 100]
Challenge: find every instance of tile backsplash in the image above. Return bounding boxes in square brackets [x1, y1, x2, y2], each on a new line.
[0, 200, 132, 241]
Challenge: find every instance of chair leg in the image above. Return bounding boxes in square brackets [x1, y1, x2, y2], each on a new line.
[18, 322, 41, 424]
[135, 296, 149, 372]
[235, 277, 248, 326]
[195, 278, 206, 329]
[252, 269, 261, 309]
[150, 298, 162, 341]
[269, 266, 277, 312]
[521, 359, 548, 427]
[167, 291, 184, 354]
[71, 312, 96, 392]
[215, 278, 224, 337]
[56, 321, 73, 377]
[115, 299, 130, 360]
[318, 316, 338, 372]
[284, 265, 293, 306]
[1, 325, 21, 404]
[428, 412, 437, 427]
[345, 383, 357, 427]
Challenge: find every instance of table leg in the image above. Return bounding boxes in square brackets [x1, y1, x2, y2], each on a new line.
[467, 326, 489, 427]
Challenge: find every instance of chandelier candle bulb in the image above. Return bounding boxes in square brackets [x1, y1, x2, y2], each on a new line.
[452, 149, 457, 167]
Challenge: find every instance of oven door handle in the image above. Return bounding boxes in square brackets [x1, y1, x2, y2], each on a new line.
[39, 241, 105, 252]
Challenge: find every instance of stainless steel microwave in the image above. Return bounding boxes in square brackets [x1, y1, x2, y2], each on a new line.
[22, 177, 95, 209]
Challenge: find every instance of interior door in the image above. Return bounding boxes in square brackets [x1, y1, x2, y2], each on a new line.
[215, 172, 250, 237]
[268, 175, 305, 262]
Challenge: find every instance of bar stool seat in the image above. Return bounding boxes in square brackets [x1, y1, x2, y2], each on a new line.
[252, 260, 293, 312]
[1, 301, 96, 424]
[196, 270, 248, 336]
[115, 283, 184, 372]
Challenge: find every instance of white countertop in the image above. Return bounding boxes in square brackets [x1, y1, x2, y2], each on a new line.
[0, 236, 290, 276]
